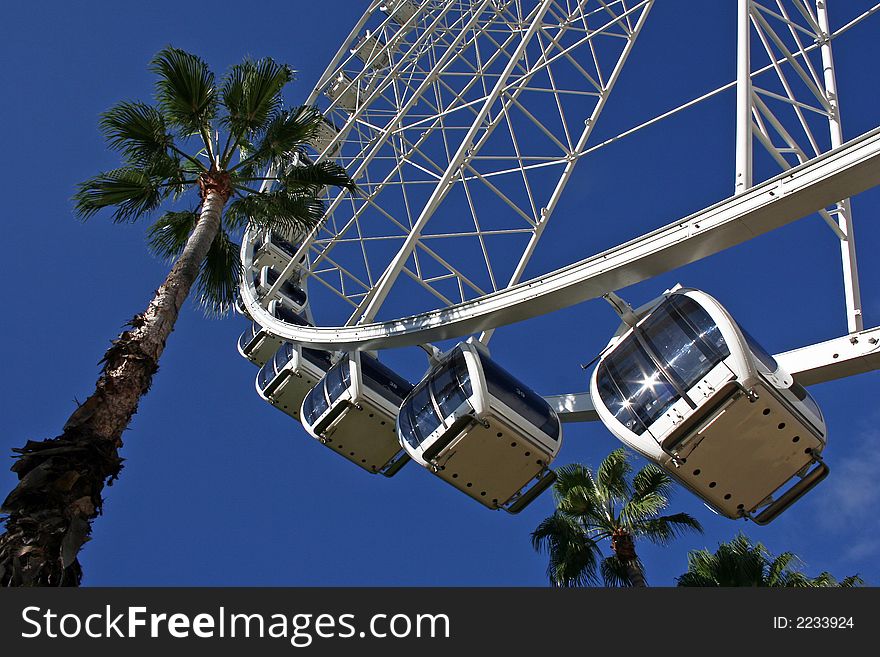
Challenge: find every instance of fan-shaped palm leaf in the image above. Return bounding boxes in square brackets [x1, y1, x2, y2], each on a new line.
[279, 160, 359, 193]
[631, 513, 703, 545]
[676, 533, 862, 587]
[531, 513, 601, 587]
[196, 228, 240, 317]
[99, 101, 176, 167]
[601, 555, 643, 588]
[238, 106, 324, 171]
[150, 47, 217, 137]
[221, 57, 293, 155]
[225, 190, 325, 234]
[596, 448, 632, 503]
[146, 210, 199, 261]
[73, 167, 167, 222]
[552, 463, 601, 518]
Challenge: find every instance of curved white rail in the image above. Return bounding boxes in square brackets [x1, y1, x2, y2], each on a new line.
[240, 125, 880, 351]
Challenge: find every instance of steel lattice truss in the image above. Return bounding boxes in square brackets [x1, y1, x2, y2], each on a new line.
[738, 0, 864, 331]
[748, 0, 850, 174]
[292, 0, 653, 325]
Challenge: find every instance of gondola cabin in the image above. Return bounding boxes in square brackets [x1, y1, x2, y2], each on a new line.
[382, 1, 420, 30]
[252, 230, 307, 272]
[351, 31, 392, 69]
[257, 342, 333, 420]
[589, 287, 828, 525]
[397, 339, 562, 513]
[237, 301, 311, 367]
[325, 72, 360, 113]
[308, 118, 343, 159]
[300, 352, 413, 476]
[255, 265, 308, 313]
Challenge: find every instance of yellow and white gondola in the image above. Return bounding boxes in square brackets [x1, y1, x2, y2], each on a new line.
[252, 230, 307, 273]
[300, 352, 413, 476]
[397, 339, 562, 513]
[589, 287, 828, 524]
[255, 265, 308, 314]
[257, 342, 334, 421]
[237, 301, 311, 367]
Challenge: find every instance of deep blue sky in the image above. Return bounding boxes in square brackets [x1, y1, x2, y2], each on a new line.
[2, 1, 879, 586]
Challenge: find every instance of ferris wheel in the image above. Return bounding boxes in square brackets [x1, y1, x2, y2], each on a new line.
[237, 0, 880, 519]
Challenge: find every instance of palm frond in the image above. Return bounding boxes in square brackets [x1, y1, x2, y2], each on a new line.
[552, 463, 602, 519]
[621, 492, 668, 526]
[99, 101, 175, 166]
[73, 167, 166, 222]
[677, 534, 769, 586]
[631, 464, 673, 501]
[150, 46, 217, 137]
[631, 512, 703, 546]
[240, 105, 324, 170]
[600, 555, 643, 588]
[279, 160, 358, 193]
[196, 228, 240, 317]
[531, 513, 601, 587]
[224, 189, 325, 234]
[675, 570, 718, 587]
[221, 57, 293, 152]
[836, 574, 864, 588]
[765, 551, 804, 586]
[596, 448, 633, 503]
[678, 547, 721, 586]
[146, 210, 198, 261]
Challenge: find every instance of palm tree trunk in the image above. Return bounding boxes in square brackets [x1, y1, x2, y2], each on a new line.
[0, 190, 225, 586]
[611, 529, 648, 587]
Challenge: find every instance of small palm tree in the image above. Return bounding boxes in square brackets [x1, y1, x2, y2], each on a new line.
[0, 47, 355, 586]
[532, 448, 702, 587]
[676, 533, 863, 587]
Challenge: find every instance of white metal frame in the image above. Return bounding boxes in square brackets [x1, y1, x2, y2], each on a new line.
[238, 1, 880, 424]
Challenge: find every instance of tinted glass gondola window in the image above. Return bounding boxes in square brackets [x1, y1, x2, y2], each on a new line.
[597, 339, 678, 435]
[595, 365, 643, 434]
[302, 348, 333, 370]
[431, 349, 472, 418]
[737, 323, 778, 373]
[270, 232, 299, 258]
[481, 356, 560, 441]
[640, 295, 730, 391]
[239, 322, 262, 351]
[273, 343, 294, 371]
[263, 268, 308, 306]
[361, 355, 414, 404]
[274, 304, 311, 327]
[790, 381, 823, 423]
[257, 362, 277, 391]
[400, 382, 440, 448]
[302, 385, 328, 424]
[325, 359, 351, 402]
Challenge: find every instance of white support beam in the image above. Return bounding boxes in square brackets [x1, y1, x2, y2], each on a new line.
[775, 324, 880, 386]
[546, 325, 880, 423]
[818, 0, 864, 333]
[735, 0, 753, 194]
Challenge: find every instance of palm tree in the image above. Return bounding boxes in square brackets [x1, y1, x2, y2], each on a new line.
[0, 47, 355, 586]
[531, 448, 702, 587]
[676, 533, 863, 587]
